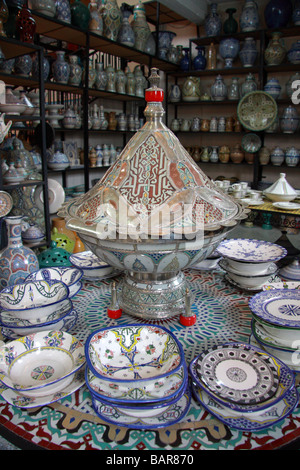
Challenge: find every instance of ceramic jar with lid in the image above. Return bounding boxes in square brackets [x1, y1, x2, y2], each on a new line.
[270, 146, 285, 165]
[131, 1, 150, 51]
[211, 75, 227, 101]
[280, 105, 299, 134]
[118, 3, 135, 47]
[182, 76, 201, 102]
[228, 77, 240, 100]
[285, 146, 300, 167]
[239, 0, 260, 31]
[264, 32, 286, 66]
[287, 40, 300, 64]
[241, 73, 257, 96]
[63, 107, 76, 129]
[230, 144, 244, 163]
[105, 64, 116, 92]
[264, 78, 281, 100]
[168, 84, 181, 103]
[95, 62, 107, 90]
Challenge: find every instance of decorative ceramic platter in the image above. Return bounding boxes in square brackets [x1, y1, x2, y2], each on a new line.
[192, 383, 298, 432]
[34, 179, 65, 214]
[190, 342, 279, 405]
[241, 133, 262, 153]
[216, 238, 287, 263]
[0, 191, 13, 218]
[69, 251, 111, 269]
[25, 267, 83, 298]
[91, 385, 191, 429]
[249, 289, 300, 329]
[273, 202, 300, 210]
[237, 91, 278, 132]
[0, 368, 85, 409]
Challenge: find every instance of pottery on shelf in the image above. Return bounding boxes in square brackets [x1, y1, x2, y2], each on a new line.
[293, 0, 300, 25]
[131, 1, 150, 51]
[259, 147, 271, 165]
[264, 78, 281, 100]
[14, 53, 32, 76]
[88, 0, 103, 35]
[207, 43, 217, 70]
[105, 64, 116, 92]
[68, 55, 82, 86]
[102, 0, 122, 41]
[117, 3, 134, 47]
[95, 61, 107, 90]
[219, 37, 240, 68]
[30, 0, 56, 17]
[54, 0, 71, 23]
[287, 40, 300, 65]
[211, 74, 227, 101]
[70, 0, 90, 30]
[179, 47, 190, 72]
[228, 77, 240, 100]
[182, 76, 201, 102]
[193, 46, 206, 71]
[168, 84, 181, 103]
[280, 105, 299, 134]
[264, 0, 293, 29]
[239, 37, 258, 67]
[230, 144, 245, 164]
[52, 50, 70, 84]
[31, 52, 50, 81]
[157, 31, 176, 60]
[264, 32, 286, 66]
[241, 73, 258, 96]
[270, 146, 285, 166]
[15, 3, 36, 42]
[204, 3, 222, 37]
[239, 0, 260, 32]
[223, 8, 238, 34]
[285, 147, 300, 167]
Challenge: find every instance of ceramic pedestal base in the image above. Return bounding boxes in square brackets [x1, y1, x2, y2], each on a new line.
[120, 271, 187, 320]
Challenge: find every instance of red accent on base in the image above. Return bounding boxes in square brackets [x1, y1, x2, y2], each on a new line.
[145, 89, 164, 102]
[107, 308, 122, 319]
[179, 314, 197, 326]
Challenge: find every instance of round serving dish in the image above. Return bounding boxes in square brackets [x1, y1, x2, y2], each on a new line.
[216, 238, 287, 265]
[25, 267, 83, 298]
[219, 259, 278, 288]
[69, 250, 117, 279]
[237, 91, 278, 132]
[241, 133, 262, 153]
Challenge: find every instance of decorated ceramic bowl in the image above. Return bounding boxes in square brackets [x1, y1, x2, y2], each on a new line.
[237, 91, 278, 132]
[216, 238, 287, 267]
[241, 133, 262, 153]
[219, 259, 278, 288]
[69, 251, 116, 279]
[25, 267, 83, 298]
[85, 363, 187, 404]
[0, 330, 85, 396]
[85, 324, 185, 383]
[0, 280, 70, 322]
[252, 319, 300, 351]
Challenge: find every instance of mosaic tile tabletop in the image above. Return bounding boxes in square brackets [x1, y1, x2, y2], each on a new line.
[0, 269, 300, 451]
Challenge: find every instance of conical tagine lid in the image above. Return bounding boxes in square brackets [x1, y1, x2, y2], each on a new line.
[60, 68, 247, 239]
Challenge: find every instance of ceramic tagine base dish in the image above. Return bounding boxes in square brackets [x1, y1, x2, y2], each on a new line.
[59, 69, 248, 320]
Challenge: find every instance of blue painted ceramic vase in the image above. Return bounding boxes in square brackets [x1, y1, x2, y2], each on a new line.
[264, 78, 281, 100]
[264, 0, 292, 28]
[240, 0, 260, 32]
[52, 50, 70, 84]
[204, 3, 222, 37]
[193, 46, 206, 71]
[219, 38, 240, 68]
[287, 40, 300, 65]
[55, 0, 71, 23]
[239, 37, 257, 67]
[117, 3, 134, 47]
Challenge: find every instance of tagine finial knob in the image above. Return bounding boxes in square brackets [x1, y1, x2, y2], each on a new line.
[145, 67, 164, 103]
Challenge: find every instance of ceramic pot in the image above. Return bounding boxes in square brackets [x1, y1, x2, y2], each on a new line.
[228, 77, 240, 100]
[108, 111, 117, 131]
[70, 0, 90, 31]
[287, 40, 300, 65]
[52, 50, 70, 84]
[259, 147, 270, 165]
[14, 53, 32, 76]
[168, 84, 181, 103]
[63, 107, 76, 129]
[230, 144, 245, 163]
[170, 118, 180, 132]
[293, 0, 300, 25]
[182, 76, 201, 102]
[241, 73, 257, 96]
[193, 46, 206, 71]
[105, 64, 116, 92]
[219, 37, 239, 68]
[211, 75, 227, 101]
[115, 67, 126, 94]
[157, 31, 176, 60]
[117, 3, 134, 47]
[219, 146, 230, 163]
[223, 8, 238, 34]
[285, 147, 300, 167]
[207, 43, 217, 70]
[191, 117, 201, 132]
[47, 150, 70, 170]
[201, 119, 210, 132]
[55, 0, 71, 23]
[83, 59, 96, 88]
[126, 70, 135, 95]
[239, 37, 257, 67]
[264, 0, 293, 28]
[264, 78, 281, 100]
[68, 55, 82, 86]
[51, 217, 76, 253]
[134, 65, 146, 97]
[95, 62, 107, 90]
[89, 0, 103, 35]
[204, 3, 222, 37]
[0, 215, 39, 289]
[201, 147, 212, 162]
[264, 32, 286, 66]
[167, 46, 178, 63]
[30, 0, 56, 17]
[131, 1, 150, 51]
[270, 146, 285, 165]
[240, 0, 260, 32]
[280, 105, 299, 134]
[31, 52, 50, 81]
[145, 32, 156, 55]
[210, 146, 219, 163]
[179, 47, 190, 72]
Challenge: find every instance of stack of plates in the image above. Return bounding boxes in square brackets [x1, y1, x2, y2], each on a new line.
[0, 330, 86, 409]
[85, 324, 191, 429]
[190, 342, 298, 432]
[69, 250, 120, 280]
[0, 279, 78, 340]
[216, 238, 287, 290]
[249, 289, 300, 372]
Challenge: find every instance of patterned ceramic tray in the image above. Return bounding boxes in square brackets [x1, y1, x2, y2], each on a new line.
[0, 191, 13, 218]
[237, 91, 278, 132]
[216, 238, 287, 263]
[249, 289, 300, 328]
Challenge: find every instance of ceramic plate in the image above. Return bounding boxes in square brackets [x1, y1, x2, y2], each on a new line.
[272, 202, 300, 210]
[190, 342, 279, 406]
[216, 238, 287, 263]
[237, 91, 278, 132]
[249, 289, 300, 329]
[34, 179, 65, 214]
[241, 133, 262, 153]
[0, 368, 85, 409]
[91, 385, 191, 429]
[0, 191, 13, 217]
[263, 281, 300, 291]
[192, 383, 298, 432]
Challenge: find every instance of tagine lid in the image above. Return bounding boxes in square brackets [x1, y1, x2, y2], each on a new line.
[59, 68, 247, 238]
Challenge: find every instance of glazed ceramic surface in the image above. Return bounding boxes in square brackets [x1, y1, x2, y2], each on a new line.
[219, 259, 278, 288]
[190, 342, 279, 406]
[251, 332, 300, 372]
[25, 267, 83, 298]
[0, 330, 85, 394]
[279, 259, 300, 281]
[237, 91, 278, 131]
[85, 324, 184, 382]
[216, 238, 287, 264]
[0, 191, 12, 217]
[69, 250, 116, 279]
[241, 133, 262, 153]
[252, 320, 300, 351]
[264, 173, 297, 202]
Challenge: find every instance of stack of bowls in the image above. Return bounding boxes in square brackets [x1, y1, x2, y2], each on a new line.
[0, 330, 86, 408]
[216, 238, 287, 290]
[190, 341, 298, 432]
[249, 289, 300, 372]
[0, 279, 77, 339]
[69, 250, 120, 280]
[85, 324, 191, 429]
[25, 266, 83, 298]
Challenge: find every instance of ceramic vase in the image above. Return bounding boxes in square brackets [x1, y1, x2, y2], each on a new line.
[287, 41, 300, 65]
[115, 66, 126, 94]
[280, 105, 299, 133]
[228, 77, 240, 100]
[95, 61, 107, 90]
[83, 59, 96, 88]
[126, 69, 135, 95]
[211, 75, 227, 101]
[102, 0, 122, 41]
[264, 0, 292, 28]
[117, 3, 134, 47]
[239, 37, 257, 67]
[54, 0, 71, 23]
[193, 46, 206, 71]
[14, 53, 32, 76]
[70, 0, 90, 31]
[285, 147, 300, 167]
[157, 31, 176, 60]
[207, 43, 217, 69]
[270, 146, 285, 165]
[68, 55, 82, 86]
[131, 1, 150, 51]
[168, 84, 181, 103]
[241, 73, 257, 96]
[0, 215, 39, 289]
[239, 0, 260, 32]
[89, 0, 103, 35]
[286, 72, 300, 98]
[264, 32, 286, 66]
[52, 50, 70, 84]
[30, 0, 56, 17]
[15, 3, 36, 42]
[219, 38, 240, 68]
[179, 47, 190, 71]
[204, 3, 222, 37]
[105, 64, 116, 92]
[182, 76, 201, 102]
[223, 8, 238, 34]
[230, 144, 245, 163]
[259, 147, 270, 165]
[31, 52, 50, 80]
[293, 0, 300, 25]
[264, 78, 281, 99]
[134, 65, 146, 97]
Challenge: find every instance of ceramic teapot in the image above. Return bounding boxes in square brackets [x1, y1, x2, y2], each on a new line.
[0, 113, 12, 144]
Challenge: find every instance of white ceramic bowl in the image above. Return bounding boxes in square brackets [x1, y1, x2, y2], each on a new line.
[0, 103, 26, 115]
[253, 332, 300, 372]
[85, 324, 185, 384]
[221, 260, 278, 288]
[252, 319, 300, 350]
[0, 330, 85, 396]
[69, 250, 116, 278]
[25, 267, 83, 298]
[0, 280, 70, 322]
[220, 257, 274, 276]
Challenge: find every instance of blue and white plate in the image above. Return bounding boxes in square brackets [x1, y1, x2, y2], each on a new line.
[216, 238, 287, 264]
[192, 383, 298, 432]
[249, 289, 300, 329]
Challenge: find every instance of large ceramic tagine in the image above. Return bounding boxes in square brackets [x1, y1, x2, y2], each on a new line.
[59, 68, 248, 320]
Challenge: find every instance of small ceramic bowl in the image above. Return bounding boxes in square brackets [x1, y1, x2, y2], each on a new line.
[225, 264, 278, 288]
[25, 267, 83, 298]
[0, 280, 69, 322]
[252, 319, 300, 350]
[0, 330, 85, 396]
[69, 250, 116, 279]
[85, 324, 185, 384]
[220, 257, 274, 275]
